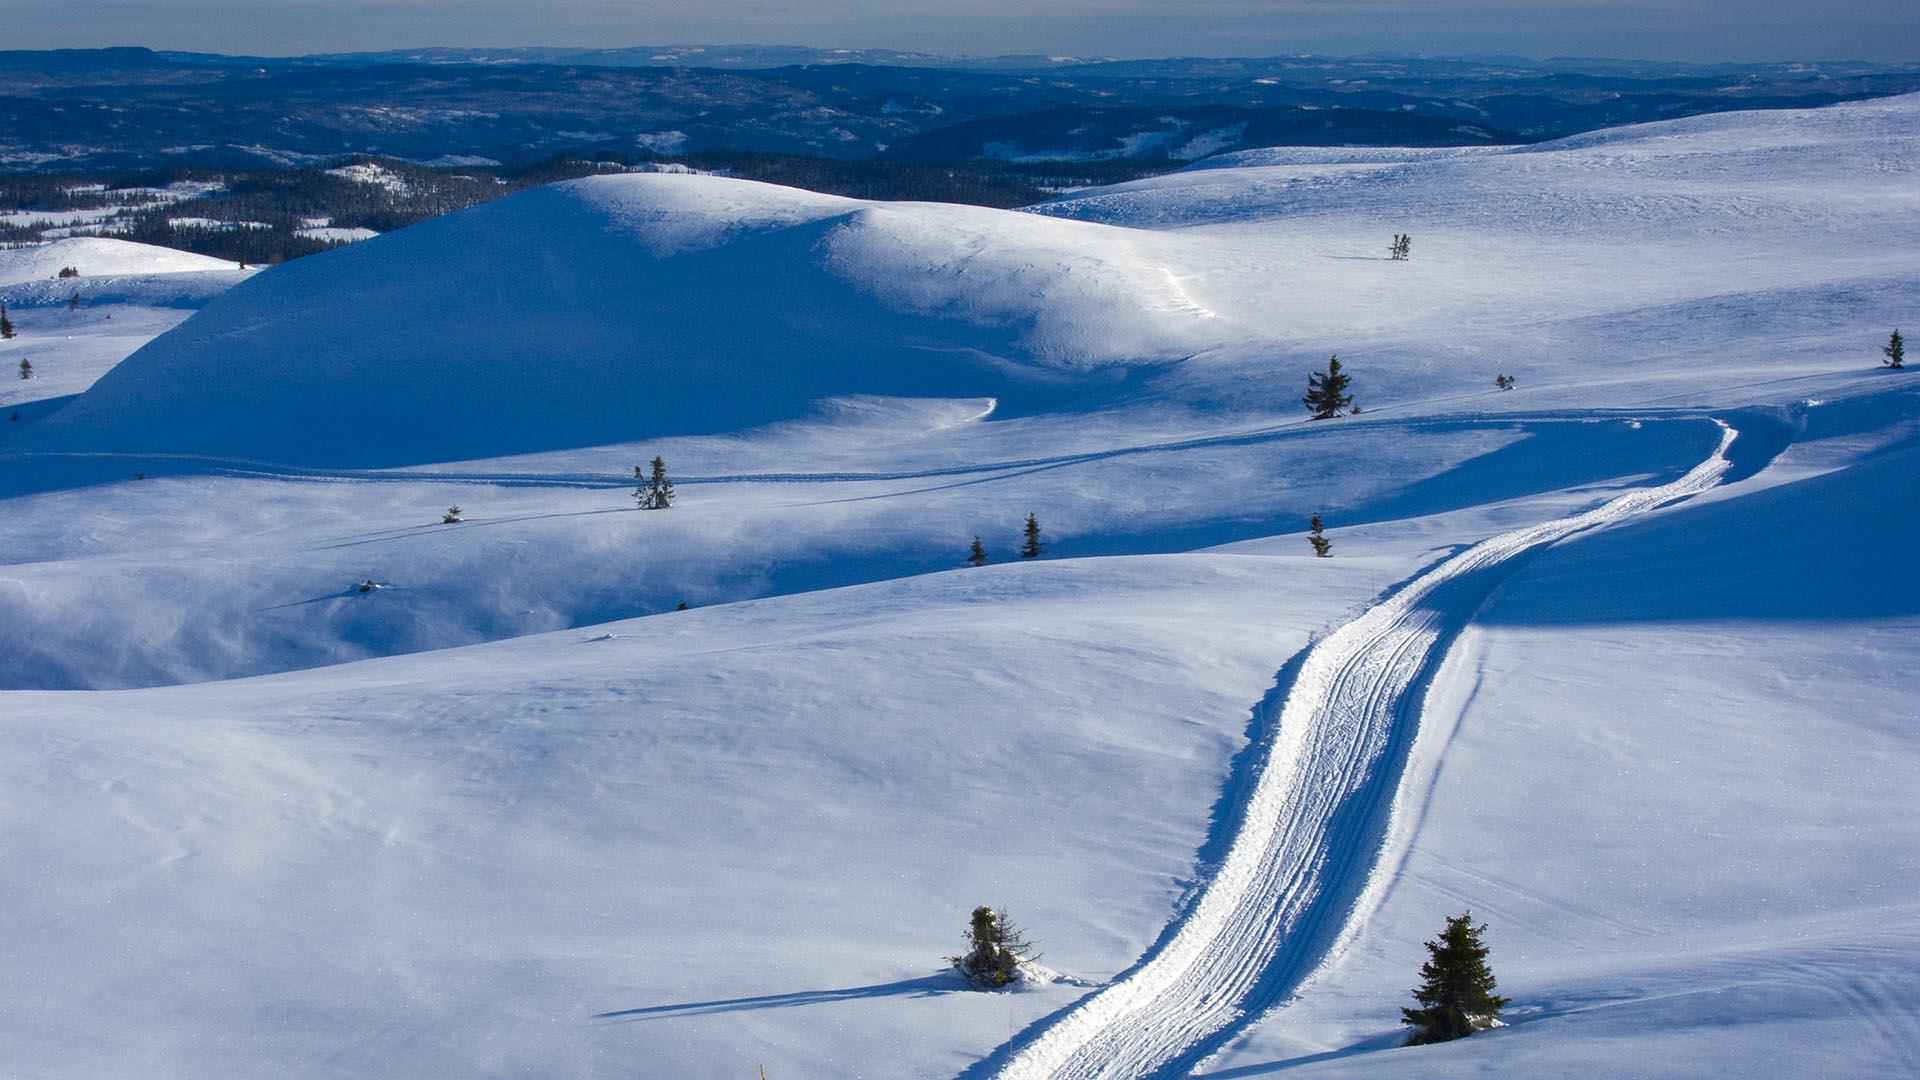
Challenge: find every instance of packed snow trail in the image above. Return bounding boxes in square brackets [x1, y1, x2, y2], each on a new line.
[984, 423, 1739, 1080]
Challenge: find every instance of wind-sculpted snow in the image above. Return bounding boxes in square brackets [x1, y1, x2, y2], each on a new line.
[24, 174, 1224, 467]
[986, 424, 1736, 1080]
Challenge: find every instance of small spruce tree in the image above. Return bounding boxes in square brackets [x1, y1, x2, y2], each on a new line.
[442, 505, 462, 523]
[1303, 355, 1353, 420]
[1390, 234, 1411, 261]
[950, 905, 1033, 989]
[1020, 513, 1042, 559]
[1402, 912, 1509, 1045]
[1884, 328, 1905, 370]
[68, 290, 80, 312]
[638, 455, 674, 509]
[968, 536, 988, 567]
[1, 303, 15, 339]
[18, 358, 31, 380]
[1308, 514, 1332, 558]
[1495, 374, 1516, 390]
[57, 266, 78, 279]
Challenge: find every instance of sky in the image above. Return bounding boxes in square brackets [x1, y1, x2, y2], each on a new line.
[2, 0, 1917, 63]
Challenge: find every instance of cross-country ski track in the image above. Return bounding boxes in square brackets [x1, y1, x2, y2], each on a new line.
[975, 420, 1742, 1080]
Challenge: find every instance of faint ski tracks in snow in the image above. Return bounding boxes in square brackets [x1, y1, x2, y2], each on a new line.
[977, 423, 1739, 1080]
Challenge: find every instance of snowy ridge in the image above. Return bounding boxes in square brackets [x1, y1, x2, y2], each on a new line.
[987, 422, 1738, 1080]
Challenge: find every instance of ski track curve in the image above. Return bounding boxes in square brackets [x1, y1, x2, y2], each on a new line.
[981, 422, 1740, 1080]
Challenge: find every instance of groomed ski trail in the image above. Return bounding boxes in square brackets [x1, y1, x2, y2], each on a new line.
[985, 422, 1739, 1080]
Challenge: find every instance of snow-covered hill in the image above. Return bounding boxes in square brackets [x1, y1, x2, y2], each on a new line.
[0, 236, 239, 286]
[0, 95, 1916, 1079]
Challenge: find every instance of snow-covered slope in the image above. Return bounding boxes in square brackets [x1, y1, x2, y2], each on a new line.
[0, 236, 237, 286]
[1, 94, 1917, 1080]
[23, 175, 1223, 467]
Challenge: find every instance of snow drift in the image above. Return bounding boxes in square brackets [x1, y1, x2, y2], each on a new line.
[26, 175, 1225, 467]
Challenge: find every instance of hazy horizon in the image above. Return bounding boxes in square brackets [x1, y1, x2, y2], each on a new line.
[9, 0, 1918, 65]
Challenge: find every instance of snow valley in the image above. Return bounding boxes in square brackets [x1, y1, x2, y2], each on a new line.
[0, 93, 1916, 1078]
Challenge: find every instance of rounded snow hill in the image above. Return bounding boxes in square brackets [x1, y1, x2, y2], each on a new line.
[30, 174, 1226, 467]
[0, 237, 237, 287]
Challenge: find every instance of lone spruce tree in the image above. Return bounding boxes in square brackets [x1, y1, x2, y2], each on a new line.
[1403, 912, 1509, 1045]
[1303, 355, 1353, 420]
[1020, 513, 1042, 559]
[1884, 329, 1905, 370]
[1, 303, 14, 339]
[1308, 514, 1331, 557]
[18, 358, 31, 381]
[636, 456, 674, 509]
[950, 905, 1033, 988]
[968, 536, 988, 567]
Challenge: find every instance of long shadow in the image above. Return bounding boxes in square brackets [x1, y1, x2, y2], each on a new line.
[1201, 1029, 1411, 1077]
[594, 973, 961, 1022]
[314, 507, 632, 550]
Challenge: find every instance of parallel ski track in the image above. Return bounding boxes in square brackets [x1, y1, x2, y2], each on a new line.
[984, 422, 1738, 1080]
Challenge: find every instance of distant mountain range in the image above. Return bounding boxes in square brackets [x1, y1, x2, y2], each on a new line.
[2, 46, 1917, 172]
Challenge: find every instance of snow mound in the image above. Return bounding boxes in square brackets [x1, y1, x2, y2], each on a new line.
[33, 174, 1220, 467]
[0, 237, 236, 287]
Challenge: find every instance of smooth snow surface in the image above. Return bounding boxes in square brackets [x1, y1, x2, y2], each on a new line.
[0, 236, 237, 285]
[2, 94, 1918, 1080]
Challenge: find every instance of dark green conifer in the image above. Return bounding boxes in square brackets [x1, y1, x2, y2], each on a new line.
[1303, 355, 1353, 420]
[968, 536, 987, 567]
[636, 456, 674, 509]
[1, 303, 15, 339]
[1020, 514, 1042, 559]
[1402, 912, 1509, 1045]
[1884, 328, 1905, 370]
[18, 358, 31, 380]
[1308, 514, 1331, 558]
[949, 905, 1033, 988]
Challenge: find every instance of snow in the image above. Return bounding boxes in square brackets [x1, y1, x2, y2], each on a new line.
[0, 237, 238, 286]
[2, 93, 1918, 1079]
[294, 225, 380, 243]
[325, 161, 412, 192]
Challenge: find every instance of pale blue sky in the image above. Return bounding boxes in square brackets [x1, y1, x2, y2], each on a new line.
[4, 0, 1916, 62]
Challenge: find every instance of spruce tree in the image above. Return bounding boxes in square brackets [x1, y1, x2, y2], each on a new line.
[1303, 355, 1353, 420]
[1885, 328, 1905, 370]
[1, 303, 14, 339]
[1308, 514, 1331, 558]
[18, 358, 31, 380]
[1020, 513, 1042, 559]
[643, 455, 674, 509]
[68, 290, 80, 312]
[950, 905, 1033, 989]
[968, 536, 988, 567]
[1402, 912, 1509, 1045]
[442, 505, 462, 523]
